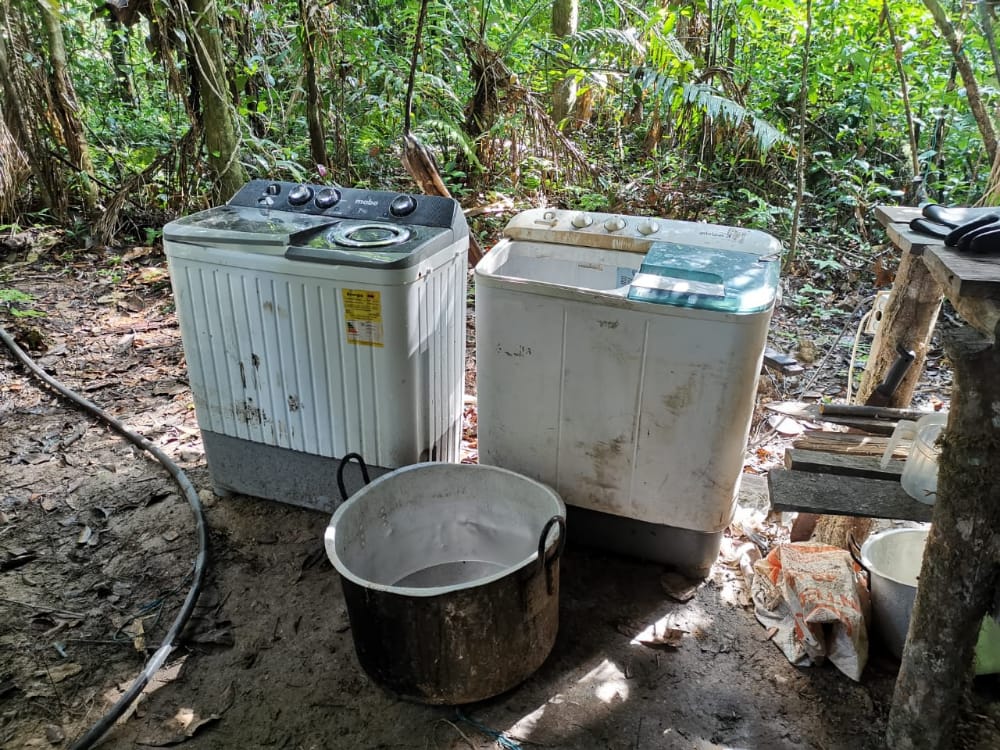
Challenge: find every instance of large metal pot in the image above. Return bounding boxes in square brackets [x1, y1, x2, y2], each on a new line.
[324, 455, 566, 704]
[858, 527, 928, 659]
[858, 526, 1000, 673]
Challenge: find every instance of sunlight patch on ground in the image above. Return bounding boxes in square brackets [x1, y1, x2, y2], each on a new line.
[578, 658, 630, 703]
[503, 658, 630, 740]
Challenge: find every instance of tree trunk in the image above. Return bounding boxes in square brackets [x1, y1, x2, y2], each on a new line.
[39, 0, 99, 213]
[856, 252, 944, 407]
[551, 0, 578, 125]
[188, 0, 247, 200]
[921, 0, 997, 167]
[0, 102, 28, 219]
[299, 0, 328, 168]
[108, 17, 137, 105]
[886, 322, 1000, 749]
[0, 1, 60, 214]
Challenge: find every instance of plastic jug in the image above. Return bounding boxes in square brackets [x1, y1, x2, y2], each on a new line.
[880, 414, 948, 504]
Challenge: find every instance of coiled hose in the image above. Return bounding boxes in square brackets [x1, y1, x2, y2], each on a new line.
[0, 322, 208, 750]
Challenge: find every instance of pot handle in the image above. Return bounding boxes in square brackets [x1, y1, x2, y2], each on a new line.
[336, 452, 371, 503]
[537, 515, 567, 595]
[847, 532, 871, 591]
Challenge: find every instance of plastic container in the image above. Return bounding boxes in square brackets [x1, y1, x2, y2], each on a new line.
[475, 218, 780, 575]
[880, 414, 947, 504]
[859, 526, 1000, 673]
[324, 461, 566, 704]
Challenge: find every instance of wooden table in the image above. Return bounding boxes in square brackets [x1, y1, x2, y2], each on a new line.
[770, 205, 1000, 747]
[768, 206, 1000, 518]
[875, 205, 1000, 336]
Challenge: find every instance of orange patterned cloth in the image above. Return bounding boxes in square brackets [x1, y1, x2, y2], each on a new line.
[751, 542, 871, 681]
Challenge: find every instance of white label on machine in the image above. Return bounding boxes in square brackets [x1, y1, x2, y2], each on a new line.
[342, 288, 384, 347]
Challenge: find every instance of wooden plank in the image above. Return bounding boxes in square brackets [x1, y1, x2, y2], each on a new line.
[884, 221, 933, 257]
[921, 243, 1000, 300]
[875, 205, 922, 225]
[874, 205, 1000, 306]
[768, 468, 933, 522]
[920, 246, 1000, 341]
[876, 205, 1000, 227]
[784, 448, 903, 480]
[792, 430, 907, 457]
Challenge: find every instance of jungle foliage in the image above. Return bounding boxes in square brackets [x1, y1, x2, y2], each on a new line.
[1, 0, 1000, 263]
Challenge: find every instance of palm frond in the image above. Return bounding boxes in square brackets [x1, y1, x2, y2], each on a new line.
[564, 27, 645, 55]
[642, 72, 790, 155]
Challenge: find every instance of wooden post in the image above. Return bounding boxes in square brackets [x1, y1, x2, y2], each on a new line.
[856, 251, 944, 407]
[886, 322, 1000, 749]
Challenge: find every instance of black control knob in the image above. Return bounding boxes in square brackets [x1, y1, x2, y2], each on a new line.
[288, 185, 313, 206]
[264, 183, 281, 196]
[315, 187, 341, 209]
[390, 194, 417, 217]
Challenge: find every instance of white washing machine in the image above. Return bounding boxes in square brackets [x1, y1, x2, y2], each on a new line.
[163, 180, 468, 511]
[475, 208, 780, 575]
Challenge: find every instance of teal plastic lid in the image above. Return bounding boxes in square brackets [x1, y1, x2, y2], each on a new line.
[626, 241, 780, 313]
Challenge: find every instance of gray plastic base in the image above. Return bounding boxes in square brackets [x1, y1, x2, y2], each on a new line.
[566, 505, 724, 578]
[201, 431, 390, 513]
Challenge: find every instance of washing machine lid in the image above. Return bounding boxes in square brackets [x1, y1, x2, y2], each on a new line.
[283, 222, 457, 268]
[626, 241, 779, 313]
[163, 205, 336, 247]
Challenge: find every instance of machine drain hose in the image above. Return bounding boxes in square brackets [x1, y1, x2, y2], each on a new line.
[0, 323, 208, 750]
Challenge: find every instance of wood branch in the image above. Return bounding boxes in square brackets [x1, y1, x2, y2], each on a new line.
[818, 403, 935, 421]
[401, 133, 483, 265]
[887, 324, 1000, 749]
[765, 401, 909, 434]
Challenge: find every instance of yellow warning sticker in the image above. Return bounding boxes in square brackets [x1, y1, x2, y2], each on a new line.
[342, 288, 384, 347]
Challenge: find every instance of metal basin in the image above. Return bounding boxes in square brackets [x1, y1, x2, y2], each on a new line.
[324, 459, 566, 704]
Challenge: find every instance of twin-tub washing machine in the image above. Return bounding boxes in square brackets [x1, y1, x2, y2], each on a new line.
[165, 185, 779, 573]
[474, 209, 780, 575]
[163, 180, 468, 511]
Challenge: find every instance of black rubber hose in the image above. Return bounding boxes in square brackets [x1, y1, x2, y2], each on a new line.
[0, 322, 208, 750]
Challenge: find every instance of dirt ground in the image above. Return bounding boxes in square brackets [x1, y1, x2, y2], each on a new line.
[3, 240, 1000, 749]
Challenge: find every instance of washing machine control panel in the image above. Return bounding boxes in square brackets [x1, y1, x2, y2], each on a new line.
[229, 179, 460, 229]
[502, 207, 781, 256]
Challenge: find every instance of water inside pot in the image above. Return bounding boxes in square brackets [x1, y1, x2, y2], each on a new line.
[393, 560, 509, 587]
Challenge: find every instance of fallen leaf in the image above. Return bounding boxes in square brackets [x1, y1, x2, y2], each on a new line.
[138, 713, 220, 747]
[139, 267, 169, 284]
[44, 725, 65, 743]
[130, 617, 147, 653]
[635, 625, 686, 649]
[76, 526, 93, 545]
[40, 662, 82, 683]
